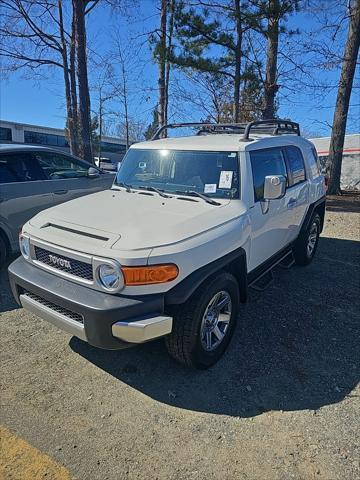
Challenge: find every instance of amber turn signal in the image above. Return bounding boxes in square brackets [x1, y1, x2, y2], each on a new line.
[122, 264, 179, 286]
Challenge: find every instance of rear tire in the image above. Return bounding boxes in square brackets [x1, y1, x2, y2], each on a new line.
[293, 212, 321, 266]
[0, 235, 8, 269]
[165, 271, 239, 369]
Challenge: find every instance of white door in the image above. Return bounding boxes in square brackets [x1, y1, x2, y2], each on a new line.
[282, 145, 309, 243]
[247, 147, 291, 272]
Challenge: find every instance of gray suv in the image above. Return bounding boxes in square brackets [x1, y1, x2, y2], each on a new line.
[0, 144, 114, 266]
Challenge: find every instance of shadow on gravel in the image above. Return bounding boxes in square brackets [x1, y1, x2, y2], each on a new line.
[326, 193, 359, 214]
[0, 255, 20, 313]
[72, 236, 359, 417]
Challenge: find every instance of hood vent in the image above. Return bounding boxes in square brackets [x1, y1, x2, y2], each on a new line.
[176, 197, 198, 203]
[45, 223, 109, 242]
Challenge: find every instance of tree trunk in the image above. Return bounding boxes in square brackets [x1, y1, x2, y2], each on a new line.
[121, 61, 130, 150]
[327, 0, 360, 195]
[158, 0, 167, 133]
[164, 0, 175, 127]
[263, 0, 279, 119]
[233, 0, 242, 123]
[98, 92, 102, 161]
[58, 0, 77, 156]
[72, 0, 93, 162]
[70, 12, 79, 156]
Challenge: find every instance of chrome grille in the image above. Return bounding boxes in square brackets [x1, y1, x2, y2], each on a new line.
[23, 290, 84, 324]
[34, 246, 93, 281]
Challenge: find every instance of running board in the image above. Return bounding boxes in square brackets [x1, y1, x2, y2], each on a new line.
[250, 269, 274, 291]
[278, 251, 295, 269]
[249, 250, 294, 291]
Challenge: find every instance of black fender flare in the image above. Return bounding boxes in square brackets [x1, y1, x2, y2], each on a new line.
[165, 247, 247, 305]
[301, 196, 326, 234]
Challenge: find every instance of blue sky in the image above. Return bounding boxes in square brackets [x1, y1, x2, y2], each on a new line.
[1, 1, 359, 138]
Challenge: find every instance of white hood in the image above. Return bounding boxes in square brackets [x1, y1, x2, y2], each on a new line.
[29, 189, 242, 251]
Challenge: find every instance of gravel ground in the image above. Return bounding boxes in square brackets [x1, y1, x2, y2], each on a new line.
[1, 197, 359, 480]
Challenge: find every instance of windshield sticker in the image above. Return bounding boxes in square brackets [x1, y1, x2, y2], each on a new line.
[219, 171, 233, 189]
[204, 183, 217, 194]
[228, 152, 237, 157]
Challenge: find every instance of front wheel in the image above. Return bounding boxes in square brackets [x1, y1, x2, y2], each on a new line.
[293, 212, 321, 266]
[165, 271, 239, 369]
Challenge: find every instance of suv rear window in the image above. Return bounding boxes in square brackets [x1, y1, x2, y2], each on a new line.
[284, 146, 306, 186]
[249, 148, 287, 202]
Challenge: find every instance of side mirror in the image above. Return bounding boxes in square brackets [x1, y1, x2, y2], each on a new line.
[263, 175, 286, 200]
[88, 167, 100, 178]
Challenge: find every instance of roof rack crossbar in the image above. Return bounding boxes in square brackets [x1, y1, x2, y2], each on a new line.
[241, 119, 300, 141]
[151, 122, 249, 140]
[151, 119, 300, 141]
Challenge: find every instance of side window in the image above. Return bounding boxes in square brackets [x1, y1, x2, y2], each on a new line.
[249, 148, 287, 202]
[285, 146, 306, 186]
[308, 147, 321, 177]
[0, 152, 46, 184]
[34, 152, 90, 179]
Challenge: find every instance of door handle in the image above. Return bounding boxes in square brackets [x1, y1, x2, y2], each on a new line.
[287, 198, 297, 208]
[54, 190, 68, 195]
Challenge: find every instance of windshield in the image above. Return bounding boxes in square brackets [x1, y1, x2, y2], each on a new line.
[115, 149, 240, 199]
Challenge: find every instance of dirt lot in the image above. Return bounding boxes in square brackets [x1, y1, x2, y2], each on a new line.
[1, 197, 359, 480]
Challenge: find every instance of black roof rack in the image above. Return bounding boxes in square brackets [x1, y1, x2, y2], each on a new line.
[151, 119, 300, 141]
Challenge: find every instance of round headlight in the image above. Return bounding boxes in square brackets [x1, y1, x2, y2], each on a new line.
[98, 263, 122, 290]
[19, 235, 30, 259]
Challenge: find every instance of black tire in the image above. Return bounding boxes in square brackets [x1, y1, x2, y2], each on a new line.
[0, 234, 8, 269]
[165, 271, 240, 369]
[293, 212, 321, 266]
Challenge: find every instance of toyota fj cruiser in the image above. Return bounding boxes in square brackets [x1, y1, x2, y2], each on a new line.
[8, 120, 326, 368]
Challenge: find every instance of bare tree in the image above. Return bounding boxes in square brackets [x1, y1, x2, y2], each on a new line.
[0, 0, 105, 160]
[263, 0, 280, 119]
[0, 0, 79, 150]
[72, 0, 93, 161]
[164, 0, 175, 126]
[58, 0, 79, 155]
[233, 0, 242, 122]
[260, 0, 301, 119]
[157, 0, 167, 129]
[327, 0, 360, 195]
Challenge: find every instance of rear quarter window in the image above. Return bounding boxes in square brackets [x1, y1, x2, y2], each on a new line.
[284, 146, 306, 186]
[308, 147, 321, 177]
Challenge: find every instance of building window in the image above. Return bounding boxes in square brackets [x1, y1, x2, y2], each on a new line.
[24, 130, 69, 148]
[0, 127, 12, 142]
[95, 141, 127, 153]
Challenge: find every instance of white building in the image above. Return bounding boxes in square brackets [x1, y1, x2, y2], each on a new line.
[310, 134, 360, 190]
[0, 119, 127, 163]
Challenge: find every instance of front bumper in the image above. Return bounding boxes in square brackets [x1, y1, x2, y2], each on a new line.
[8, 257, 172, 350]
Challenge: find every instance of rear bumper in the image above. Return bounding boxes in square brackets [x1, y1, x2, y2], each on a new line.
[8, 257, 172, 350]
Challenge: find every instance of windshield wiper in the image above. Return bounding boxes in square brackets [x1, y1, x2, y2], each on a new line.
[115, 181, 132, 193]
[138, 185, 171, 198]
[175, 190, 221, 206]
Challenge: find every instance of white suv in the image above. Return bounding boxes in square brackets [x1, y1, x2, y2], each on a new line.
[8, 120, 326, 368]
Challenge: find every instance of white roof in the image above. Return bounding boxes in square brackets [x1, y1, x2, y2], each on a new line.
[310, 134, 360, 154]
[131, 133, 306, 152]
